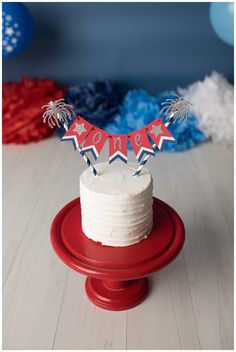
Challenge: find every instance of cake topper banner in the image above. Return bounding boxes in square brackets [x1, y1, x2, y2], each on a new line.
[61, 115, 175, 163]
[42, 95, 192, 176]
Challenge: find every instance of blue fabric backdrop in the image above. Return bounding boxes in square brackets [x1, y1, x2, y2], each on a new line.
[3, 2, 233, 93]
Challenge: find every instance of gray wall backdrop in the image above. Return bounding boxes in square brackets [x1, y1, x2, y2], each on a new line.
[3, 2, 234, 94]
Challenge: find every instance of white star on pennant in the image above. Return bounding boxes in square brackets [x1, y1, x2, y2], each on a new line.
[73, 122, 87, 136]
[6, 15, 12, 21]
[5, 27, 14, 36]
[150, 124, 163, 137]
[12, 38, 17, 44]
[6, 45, 13, 53]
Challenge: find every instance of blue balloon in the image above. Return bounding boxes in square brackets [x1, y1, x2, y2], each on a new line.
[210, 3, 234, 46]
[2, 3, 34, 58]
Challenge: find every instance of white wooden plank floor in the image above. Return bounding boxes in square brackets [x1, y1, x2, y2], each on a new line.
[3, 137, 234, 350]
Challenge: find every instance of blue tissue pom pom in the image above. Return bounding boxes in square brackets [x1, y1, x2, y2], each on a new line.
[106, 89, 207, 151]
[163, 115, 207, 152]
[105, 89, 160, 149]
[120, 89, 160, 130]
[56, 80, 121, 138]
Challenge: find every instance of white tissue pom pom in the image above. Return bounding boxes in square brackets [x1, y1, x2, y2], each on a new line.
[178, 72, 234, 144]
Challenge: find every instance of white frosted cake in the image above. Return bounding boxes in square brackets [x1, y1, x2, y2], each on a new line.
[80, 162, 153, 247]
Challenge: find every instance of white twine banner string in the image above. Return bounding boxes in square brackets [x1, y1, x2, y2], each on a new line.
[133, 95, 192, 177]
[42, 99, 98, 177]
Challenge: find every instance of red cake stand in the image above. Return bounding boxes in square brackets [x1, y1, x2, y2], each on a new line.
[50, 197, 185, 311]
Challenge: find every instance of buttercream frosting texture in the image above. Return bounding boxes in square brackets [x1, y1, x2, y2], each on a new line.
[80, 162, 153, 247]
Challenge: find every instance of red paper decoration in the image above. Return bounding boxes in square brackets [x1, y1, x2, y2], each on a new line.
[81, 127, 108, 160]
[3, 77, 65, 144]
[62, 116, 93, 150]
[109, 135, 128, 163]
[129, 129, 155, 162]
[147, 118, 175, 150]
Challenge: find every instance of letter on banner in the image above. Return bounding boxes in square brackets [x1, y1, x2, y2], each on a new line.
[109, 135, 128, 164]
[62, 116, 93, 150]
[81, 127, 108, 160]
[129, 130, 155, 162]
[147, 118, 175, 150]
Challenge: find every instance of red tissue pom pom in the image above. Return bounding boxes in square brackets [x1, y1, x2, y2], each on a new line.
[2, 77, 65, 144]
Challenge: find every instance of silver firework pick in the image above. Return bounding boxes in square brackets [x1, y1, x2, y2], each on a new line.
[133, 95, 192, 177]
[160, 94, 192, 123]
[42, 99, 74, 128]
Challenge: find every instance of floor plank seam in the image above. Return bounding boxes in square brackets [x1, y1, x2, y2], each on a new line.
[199, 155, 233, 237]
[3, 201, 41, 289]
[3, 149, 27, 187]
[168, 267, 183, 350]
[125, 310, 127, 350]
[183, 251, 202, 349]
[3, 147, 62, 288]
[3, 164, 57, 289]
[52, 269, 69, 350]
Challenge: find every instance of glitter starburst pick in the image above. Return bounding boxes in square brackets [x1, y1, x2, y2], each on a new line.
[42, 99, 74, 128]
[160, 94, 192, 123]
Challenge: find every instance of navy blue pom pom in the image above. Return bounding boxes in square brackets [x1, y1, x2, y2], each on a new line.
[55, 80, 121, 138]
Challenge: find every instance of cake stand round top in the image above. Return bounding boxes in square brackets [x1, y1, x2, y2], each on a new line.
[50, 197, 185, 281]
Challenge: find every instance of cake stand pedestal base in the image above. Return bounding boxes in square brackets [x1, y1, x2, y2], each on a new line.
[50, 197, 185, 311]
[85, 277, 148, 311]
